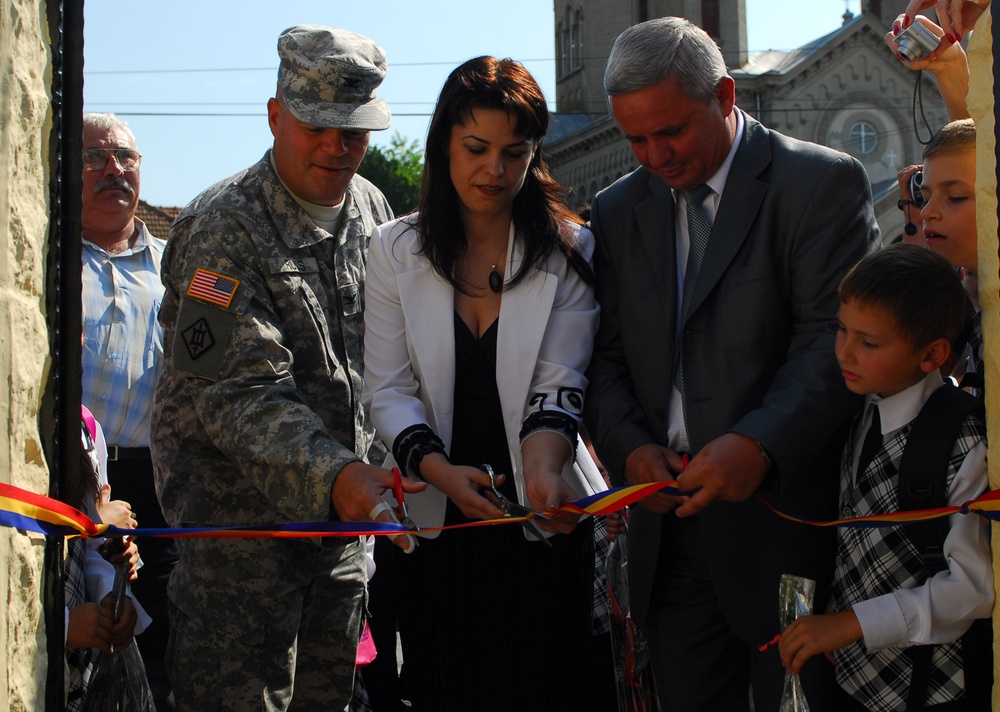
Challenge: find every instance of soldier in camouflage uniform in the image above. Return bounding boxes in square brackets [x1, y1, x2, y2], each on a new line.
[150, 25, 424, 711]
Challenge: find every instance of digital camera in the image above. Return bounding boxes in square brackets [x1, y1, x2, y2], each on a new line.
[893, 22, 941, 62]
[910, 171, 925, 208]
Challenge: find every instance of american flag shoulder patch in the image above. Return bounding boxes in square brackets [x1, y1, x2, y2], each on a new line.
[186, 268, 240, 308]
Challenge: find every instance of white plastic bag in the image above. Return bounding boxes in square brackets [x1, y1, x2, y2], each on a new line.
[778, 574, 815, 712]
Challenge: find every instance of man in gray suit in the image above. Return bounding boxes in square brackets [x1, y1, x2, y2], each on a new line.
[584, 18, 879, 711]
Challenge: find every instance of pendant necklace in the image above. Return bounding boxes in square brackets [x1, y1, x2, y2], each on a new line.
[468, 238, 508, 293]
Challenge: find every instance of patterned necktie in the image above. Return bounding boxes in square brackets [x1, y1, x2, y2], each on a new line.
[675, 184, 714, 398]
[857, 403, 882, 478]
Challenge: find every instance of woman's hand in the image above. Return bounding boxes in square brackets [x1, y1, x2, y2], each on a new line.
[887, 14, 958, 64]
[96, 484, 137, 529]
[105, 537, 141, 581]
[420, 453, 507, 521]
[885, 14, 971, 119]
[902, 0, 990, 42]
[524, 470, 582, 534]
[522, 431, 581, 534]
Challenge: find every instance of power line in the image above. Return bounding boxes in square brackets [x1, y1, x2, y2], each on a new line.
[83, 58, 558, 76]
[82, 111, 437, 118]
[83, 99, 941, 120]
[83, 101, 438, 107]
[82, 36, 885, 77]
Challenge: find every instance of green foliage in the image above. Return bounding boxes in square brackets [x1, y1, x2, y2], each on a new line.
[358, 132, 424, 216]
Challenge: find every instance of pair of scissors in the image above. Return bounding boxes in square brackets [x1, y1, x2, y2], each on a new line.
[480, 464, 552, 546]
[391, 467, 419, 551]
[391, 467, 418, 530]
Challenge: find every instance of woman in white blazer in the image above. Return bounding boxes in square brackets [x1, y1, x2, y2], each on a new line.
[362, 57, 607, 711]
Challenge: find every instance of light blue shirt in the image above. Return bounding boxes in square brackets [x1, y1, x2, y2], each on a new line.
[82, 217, 165, 447]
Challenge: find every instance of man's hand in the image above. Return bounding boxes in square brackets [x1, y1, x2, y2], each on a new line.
[779, 611, 862, 675]
[673, 433, 769, 517]
[331, 461, 427, 551]
[623, 443, 688, 513]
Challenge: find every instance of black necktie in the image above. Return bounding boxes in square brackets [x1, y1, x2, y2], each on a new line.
[857, 403, 882, 476]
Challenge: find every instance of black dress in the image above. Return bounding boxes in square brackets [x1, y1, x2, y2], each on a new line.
[393, 313, 594, 712]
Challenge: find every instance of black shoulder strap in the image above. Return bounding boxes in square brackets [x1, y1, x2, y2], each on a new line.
[899, 383, 986, 711]
[898, 383, 984, 574]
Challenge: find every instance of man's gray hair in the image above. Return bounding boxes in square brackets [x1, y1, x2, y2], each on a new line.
[604, 17, 729, 102]
[83, 112, 138, 148]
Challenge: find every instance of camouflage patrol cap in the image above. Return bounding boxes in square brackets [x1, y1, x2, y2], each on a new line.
[277, 25, 391, 131]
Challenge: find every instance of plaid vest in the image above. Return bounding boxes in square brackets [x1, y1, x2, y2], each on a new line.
[831, 410, 984, 710]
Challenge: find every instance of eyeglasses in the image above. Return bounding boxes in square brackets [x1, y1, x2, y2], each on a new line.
[82, 148, 142, 172]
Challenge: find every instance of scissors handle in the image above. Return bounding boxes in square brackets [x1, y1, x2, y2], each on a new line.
[391, 467, 406, 519]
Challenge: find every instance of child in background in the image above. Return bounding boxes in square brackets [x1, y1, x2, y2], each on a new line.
[918, 119, 984, 397]
[779, 245, 992, 710]
[65, 407, 148, 711]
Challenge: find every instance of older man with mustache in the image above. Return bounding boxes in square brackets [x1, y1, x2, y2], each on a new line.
[81, 112, 177, 712]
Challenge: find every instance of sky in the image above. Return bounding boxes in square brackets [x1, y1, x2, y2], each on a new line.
[82, 0, 864, 208]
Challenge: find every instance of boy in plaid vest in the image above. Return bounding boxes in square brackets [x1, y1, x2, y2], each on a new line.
[779, 244, 991, 710]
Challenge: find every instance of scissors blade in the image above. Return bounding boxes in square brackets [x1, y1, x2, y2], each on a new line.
[479, 464, 552, 545]
[504, 501, 552, 546]
[390, 468, 419, 551]
[504, 500, 550, 521]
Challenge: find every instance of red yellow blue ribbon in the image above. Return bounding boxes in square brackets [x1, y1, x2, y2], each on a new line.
[2, 480, 998, 541]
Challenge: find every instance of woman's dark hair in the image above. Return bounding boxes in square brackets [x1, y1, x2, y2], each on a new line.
[415, 56, 593, 292]
[73, 420, 101, 509]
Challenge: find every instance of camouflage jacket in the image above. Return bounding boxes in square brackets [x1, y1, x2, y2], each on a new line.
[150, 152, 391, 638]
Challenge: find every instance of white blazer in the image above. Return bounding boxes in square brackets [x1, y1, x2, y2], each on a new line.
[363, 215, 606, 539]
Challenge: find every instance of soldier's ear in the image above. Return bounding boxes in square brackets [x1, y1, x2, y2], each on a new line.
[267, 98, 282, 139]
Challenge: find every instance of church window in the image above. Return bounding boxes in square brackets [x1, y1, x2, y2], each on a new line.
[702, 0, 721, 39]
[850, 120, 878, 155]
[558, 20, 568, 76]
[572, 9, 583, 69]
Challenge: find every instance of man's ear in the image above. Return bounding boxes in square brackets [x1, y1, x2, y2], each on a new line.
[716, 76, 736, 116]
[921, 337, 953, 372]
[267, 97, 281, 139]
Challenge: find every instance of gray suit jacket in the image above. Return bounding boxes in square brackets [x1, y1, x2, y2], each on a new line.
[585, 112, 880, 642]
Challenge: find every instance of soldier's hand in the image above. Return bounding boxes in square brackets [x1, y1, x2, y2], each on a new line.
[331, 462, 426, 551]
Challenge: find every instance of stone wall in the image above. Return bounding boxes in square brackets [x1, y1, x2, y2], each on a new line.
[966, 11, 999, 706]
[0, 0, 55, 709]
